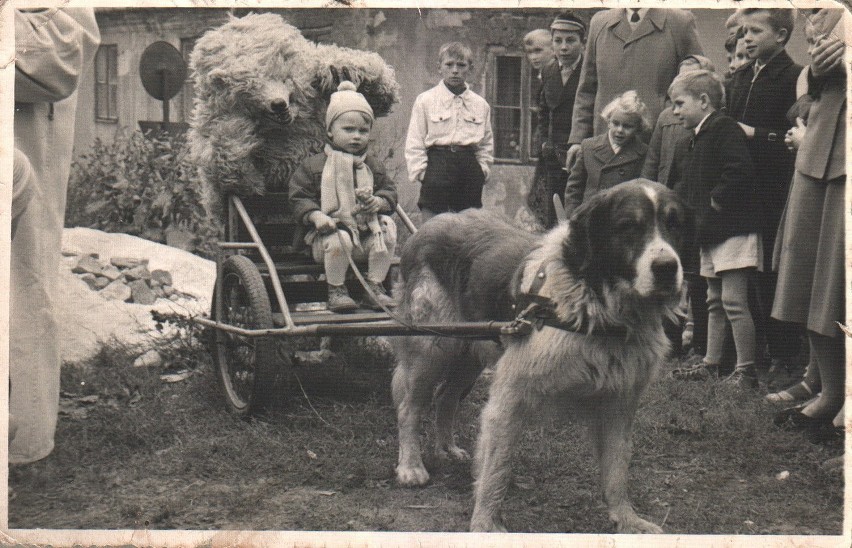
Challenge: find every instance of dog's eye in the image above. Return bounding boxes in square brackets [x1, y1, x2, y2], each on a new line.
[615, 218, 640, 233]
[665, 211, 682, 233]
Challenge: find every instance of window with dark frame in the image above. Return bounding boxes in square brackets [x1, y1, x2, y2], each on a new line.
[178, 36, 199, 123]
[94, 44, 118, 122]
[488, 49, 542, 164]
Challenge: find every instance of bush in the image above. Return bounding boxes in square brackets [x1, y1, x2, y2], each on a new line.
[66, 129, 220, 258]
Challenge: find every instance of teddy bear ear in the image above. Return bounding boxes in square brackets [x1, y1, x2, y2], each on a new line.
[328, 66, 358, 90]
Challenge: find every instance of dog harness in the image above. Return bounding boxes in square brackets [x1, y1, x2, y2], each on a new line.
[506, 262, 626, 337]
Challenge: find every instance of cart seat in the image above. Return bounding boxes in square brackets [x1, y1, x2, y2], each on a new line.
[224, 191, 402, 316]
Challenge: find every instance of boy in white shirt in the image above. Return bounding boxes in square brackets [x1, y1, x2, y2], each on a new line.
[405, 42, 494, 221]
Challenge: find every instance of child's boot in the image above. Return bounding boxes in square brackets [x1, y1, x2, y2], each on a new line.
[328, 284, 357, 313]
[361, 280, 395, 311]
[724, 364, 759, 389]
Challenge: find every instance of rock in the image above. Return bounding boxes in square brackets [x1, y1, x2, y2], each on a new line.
[133, 349, 162, 368]
[101, 280, 132, 302]
[110, 256, 148, 269]
[160, 370, 193, 383]
[128, 279, 157, 305]
[150, 269, 173, 287]
[79, 273, 99, 290]
[93, 276, 111, 290]
[100, 264, 122, 281]
[124, 265, 152, 281]
[72, 255, 105, 276]
[58, 227, 216, 363]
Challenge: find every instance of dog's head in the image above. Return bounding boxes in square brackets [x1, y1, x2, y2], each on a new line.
[563, 179, 692, 300]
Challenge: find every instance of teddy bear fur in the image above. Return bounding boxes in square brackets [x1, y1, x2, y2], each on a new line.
[187, 12, 400, 219]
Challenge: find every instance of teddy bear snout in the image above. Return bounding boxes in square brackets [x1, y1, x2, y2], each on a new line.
[270, 100, 292, 124]
[260, 79, 295, 125]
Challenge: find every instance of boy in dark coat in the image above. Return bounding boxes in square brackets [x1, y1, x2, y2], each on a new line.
[726, 8, 803, 375]
[668, 70, 761, 388]
[527, 11, 586, 229]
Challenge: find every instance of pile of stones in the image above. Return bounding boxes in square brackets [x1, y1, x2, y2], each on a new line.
[67, 253, 193, 305]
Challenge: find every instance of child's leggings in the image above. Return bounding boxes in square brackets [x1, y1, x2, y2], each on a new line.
[705, 268, 756, 368]
[312, 215, 397, 286]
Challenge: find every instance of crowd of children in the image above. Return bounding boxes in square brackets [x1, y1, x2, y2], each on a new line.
[288, 7, 845, 443]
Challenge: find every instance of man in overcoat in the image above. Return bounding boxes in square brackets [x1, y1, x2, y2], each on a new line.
[565, 8, 703, 168]
[11, 8, 100, 463]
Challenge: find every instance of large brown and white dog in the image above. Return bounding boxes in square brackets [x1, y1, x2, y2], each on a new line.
[391, 179, 691, 533]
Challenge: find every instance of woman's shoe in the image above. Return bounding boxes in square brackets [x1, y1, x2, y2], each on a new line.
[806, 422, 844, 445]
[773, 402, 833, 430]
[765, 380, 818, 404]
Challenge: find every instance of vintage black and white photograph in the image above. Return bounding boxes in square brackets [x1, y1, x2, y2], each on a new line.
[3, 1, 847, 542]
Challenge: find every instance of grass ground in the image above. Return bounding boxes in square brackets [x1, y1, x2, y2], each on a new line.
[9, 332, 844, 534]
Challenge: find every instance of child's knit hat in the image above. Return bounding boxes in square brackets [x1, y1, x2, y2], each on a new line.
[325, 81, 374, 131]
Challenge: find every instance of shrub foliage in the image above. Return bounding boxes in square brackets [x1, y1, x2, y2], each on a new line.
[66, 129, 219, 258]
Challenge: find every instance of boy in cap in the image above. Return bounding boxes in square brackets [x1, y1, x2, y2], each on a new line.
[289, 81, 398, 312]
[528, 11, 586, 228]
[405, 42, 494, 221]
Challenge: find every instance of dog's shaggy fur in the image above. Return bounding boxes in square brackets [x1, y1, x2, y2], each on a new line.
[391, 180, 691, 533]
[187, 13, 399, 217]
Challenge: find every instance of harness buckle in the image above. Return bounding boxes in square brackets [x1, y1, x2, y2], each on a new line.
[502, 317, 533, 336]
[502, 302, 546, 336]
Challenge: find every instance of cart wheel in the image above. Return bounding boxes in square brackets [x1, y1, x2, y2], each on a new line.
[212, 255, 285, 417]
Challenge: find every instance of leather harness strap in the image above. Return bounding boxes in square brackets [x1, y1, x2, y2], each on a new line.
[505, 262, 626, 337]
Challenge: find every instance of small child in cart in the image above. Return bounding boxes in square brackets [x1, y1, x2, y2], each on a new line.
[289, 81, 399, 313]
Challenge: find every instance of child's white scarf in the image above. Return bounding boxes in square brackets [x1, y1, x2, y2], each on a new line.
[320, 144, 386, 253]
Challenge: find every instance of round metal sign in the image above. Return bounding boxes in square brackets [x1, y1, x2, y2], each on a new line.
[139, 41, 187, 101]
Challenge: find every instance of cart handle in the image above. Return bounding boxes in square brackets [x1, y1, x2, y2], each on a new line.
[230, 195, 296, 330]
[395, 204, 418, 235]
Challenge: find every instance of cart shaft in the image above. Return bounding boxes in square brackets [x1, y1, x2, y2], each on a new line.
[194, 316, 510, 339]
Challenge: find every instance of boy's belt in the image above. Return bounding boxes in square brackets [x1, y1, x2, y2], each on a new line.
[428, 145, 476, 153]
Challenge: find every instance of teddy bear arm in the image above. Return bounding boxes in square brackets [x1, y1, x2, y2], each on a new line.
[196, 116, 267, 197]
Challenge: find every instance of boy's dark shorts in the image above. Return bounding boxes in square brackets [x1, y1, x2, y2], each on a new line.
[418, 146, 486, 214]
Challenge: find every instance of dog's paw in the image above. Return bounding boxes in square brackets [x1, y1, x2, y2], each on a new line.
[396, 464, 430, 487]
[615, 514, 664, 534]
[436, 445, 470, 462]
[470, 515, 508, 533]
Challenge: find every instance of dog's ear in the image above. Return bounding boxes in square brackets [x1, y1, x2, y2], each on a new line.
[661, 190, 695, 258]
[563, 191, 609, 285]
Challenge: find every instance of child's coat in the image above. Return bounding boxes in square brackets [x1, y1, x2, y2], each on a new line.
[563, 132, 647, 216]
